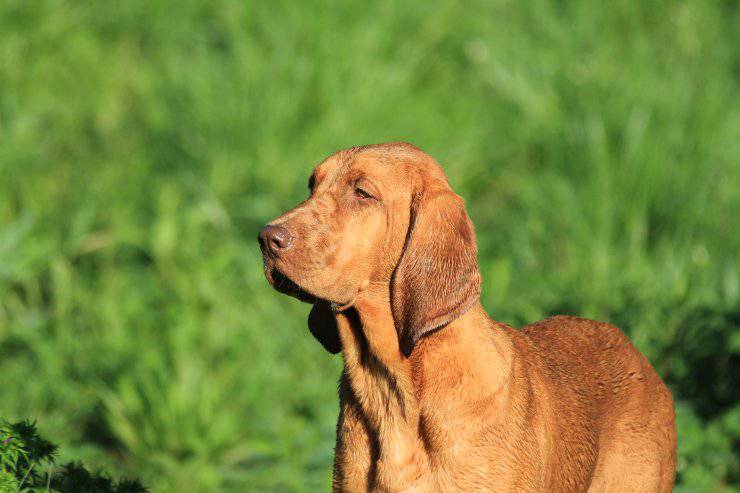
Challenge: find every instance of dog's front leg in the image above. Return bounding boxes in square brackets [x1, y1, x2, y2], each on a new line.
[333, 373, 376, 492]
[333, 308, 432, 492]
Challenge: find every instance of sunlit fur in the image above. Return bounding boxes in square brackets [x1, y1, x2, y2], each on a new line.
[262, 143, 677, 492]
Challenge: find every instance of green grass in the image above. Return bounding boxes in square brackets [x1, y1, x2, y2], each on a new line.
[1, 0, 738, 491]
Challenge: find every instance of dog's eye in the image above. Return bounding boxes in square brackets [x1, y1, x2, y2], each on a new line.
[354, 187, 373, 200]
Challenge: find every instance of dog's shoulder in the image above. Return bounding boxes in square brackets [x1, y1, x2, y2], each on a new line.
[518, 315, 647, 387]
[517, 315, 668, 405]
[520, 315, 631, 353]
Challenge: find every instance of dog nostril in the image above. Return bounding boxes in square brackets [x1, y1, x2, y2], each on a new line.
[258, 225, 294, 255]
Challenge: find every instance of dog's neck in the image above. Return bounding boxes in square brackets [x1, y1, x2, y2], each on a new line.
[333, 287, 493, 485]
[334, 289, 412, 428]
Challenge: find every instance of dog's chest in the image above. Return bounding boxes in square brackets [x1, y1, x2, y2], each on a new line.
[415, 389, 546, 489]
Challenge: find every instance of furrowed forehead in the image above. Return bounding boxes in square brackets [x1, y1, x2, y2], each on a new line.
[348, 151, 399, 178]
[311, 148, 354, 179]
[311, 144, 448, 189]
[350, 148, 449, 187]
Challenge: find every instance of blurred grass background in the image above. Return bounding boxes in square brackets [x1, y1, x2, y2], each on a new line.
[0, 0, 738, 491]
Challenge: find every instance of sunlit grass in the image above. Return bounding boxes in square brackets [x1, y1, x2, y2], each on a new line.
[0, 0, 738, 490]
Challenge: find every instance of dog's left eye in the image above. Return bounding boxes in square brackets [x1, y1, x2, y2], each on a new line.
[354, 187, 374, 200]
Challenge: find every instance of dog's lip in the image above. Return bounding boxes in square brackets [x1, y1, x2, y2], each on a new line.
[263, 258, 354, 307]
[267, 267, 320, 304]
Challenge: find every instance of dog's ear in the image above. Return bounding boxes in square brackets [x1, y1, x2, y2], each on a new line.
[391, 188, 481, 355]
[308, 301, 341, 354]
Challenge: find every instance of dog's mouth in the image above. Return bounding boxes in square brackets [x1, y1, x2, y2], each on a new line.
[266, 267, 320, 304]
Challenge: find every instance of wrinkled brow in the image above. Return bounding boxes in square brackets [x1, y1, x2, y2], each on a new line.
[309, 162, 335, 190]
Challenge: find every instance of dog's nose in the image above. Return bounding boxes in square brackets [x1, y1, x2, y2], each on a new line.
[258, 224, 294, 256]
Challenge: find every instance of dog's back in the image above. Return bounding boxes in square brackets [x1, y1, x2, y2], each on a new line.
[520, 315, 677, 492]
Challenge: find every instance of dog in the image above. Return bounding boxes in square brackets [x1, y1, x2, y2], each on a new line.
[259, 143, 676, 492]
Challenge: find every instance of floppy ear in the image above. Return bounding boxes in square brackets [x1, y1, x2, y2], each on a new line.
[391, 189, 481, 355]
[308, 301, 341, 354]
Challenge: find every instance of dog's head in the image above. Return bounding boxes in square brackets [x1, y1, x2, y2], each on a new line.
[259, 143, 481, 355]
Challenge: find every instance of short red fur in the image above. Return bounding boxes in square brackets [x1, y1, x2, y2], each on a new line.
[260, 143, 676, 492]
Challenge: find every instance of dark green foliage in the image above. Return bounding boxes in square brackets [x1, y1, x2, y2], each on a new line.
[0, 420, 147, 493]
[0, 420, 57, 490]
[52, 462, 147, 493]
[0, 0, 738, 491]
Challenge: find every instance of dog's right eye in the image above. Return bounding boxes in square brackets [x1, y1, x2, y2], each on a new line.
[355, 187, 371, 199]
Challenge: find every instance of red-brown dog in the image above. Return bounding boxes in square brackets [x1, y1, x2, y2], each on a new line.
[259, 143, 676, 492]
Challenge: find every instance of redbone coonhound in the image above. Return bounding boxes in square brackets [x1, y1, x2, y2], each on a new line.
[259, 143, 676, 492]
